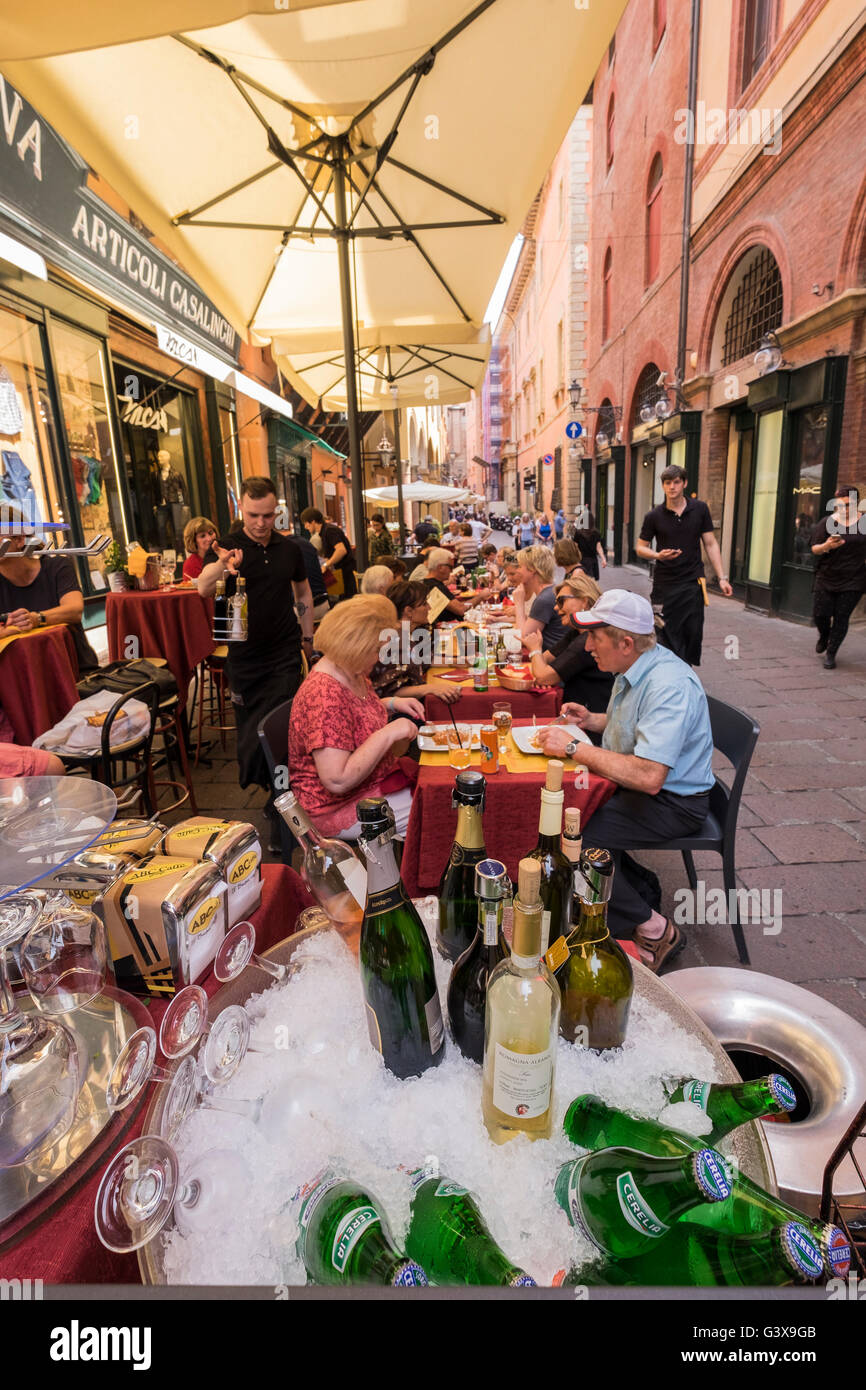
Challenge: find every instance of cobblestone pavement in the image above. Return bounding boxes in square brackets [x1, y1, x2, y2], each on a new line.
[182, 530, 866, 1027]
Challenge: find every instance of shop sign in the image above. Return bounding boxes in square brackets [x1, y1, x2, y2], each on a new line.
[0, 76, 241, 364]
[116, 394, 169, 432]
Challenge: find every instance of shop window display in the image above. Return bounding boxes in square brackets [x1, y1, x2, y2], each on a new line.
[0, 306, 65, 534]
[114, 363, 198, 556]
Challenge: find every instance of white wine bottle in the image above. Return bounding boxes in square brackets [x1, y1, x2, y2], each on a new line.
[526, 760, 571, 953]
[275, 791, 367, 946]
[482, 858, 560, 1143]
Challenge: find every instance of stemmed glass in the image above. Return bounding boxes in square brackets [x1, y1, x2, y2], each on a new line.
[159, 985, 266, 1086]
[95, 1134, 251, 1251]
[20, 906, 109, 1014]
[106, 1026, 199, 1143]
[0, 895, 82, 1167]
[213, 921, 290, 986]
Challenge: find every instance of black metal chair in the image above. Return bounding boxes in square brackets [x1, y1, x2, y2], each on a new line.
[629, 695, 760, 965]
[257, 698, 295, 862]
[59, 681, 161, 815]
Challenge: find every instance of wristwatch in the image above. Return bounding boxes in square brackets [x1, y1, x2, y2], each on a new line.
[564, 737, 580, 759]
[36, 612, 47, 627]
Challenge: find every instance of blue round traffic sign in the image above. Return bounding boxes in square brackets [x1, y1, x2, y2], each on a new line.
[565, 420, 583, 439]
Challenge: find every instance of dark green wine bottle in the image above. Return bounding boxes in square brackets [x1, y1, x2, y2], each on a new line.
[358, 798, 445, 1079]
[296, 1170, 428, 1286]
[555, 1146, 732, 1259]
[665, 1074, 797, 1142]
[437, 771, 487, 961]
[447, 858, 510, 1064]
[405, 1163, 535, 1286]
[546, 849, 633, 1048]
[562, 1093, 851, 1273]
[560, 1220, 827, 1288]
[526, 760, 572, 955]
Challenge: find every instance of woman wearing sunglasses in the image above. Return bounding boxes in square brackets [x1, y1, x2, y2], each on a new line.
[523, 572, 614, 727]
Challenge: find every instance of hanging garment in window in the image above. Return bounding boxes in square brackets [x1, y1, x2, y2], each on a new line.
[0, 367, 24, 436]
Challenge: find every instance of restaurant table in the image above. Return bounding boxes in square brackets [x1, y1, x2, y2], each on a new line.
[0, 625, 79, 743]
[0, 862, 314, 1284]
[424, 668, 562, 723]
[401, 718, 616, 896]
[106, 586, 214, 696]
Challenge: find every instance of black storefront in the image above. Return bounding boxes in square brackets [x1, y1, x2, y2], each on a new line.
[0, 75, 244, 614]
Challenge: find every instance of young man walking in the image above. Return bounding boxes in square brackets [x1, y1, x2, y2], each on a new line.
[636, 465, 732, 666]
[810, 486, 866, 669]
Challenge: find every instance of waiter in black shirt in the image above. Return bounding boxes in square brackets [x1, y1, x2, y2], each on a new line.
[810, 486, 866, 669]
[300, 507, 357, 599]
[198, 476, 314, 790]
[636, 465, 732, 666]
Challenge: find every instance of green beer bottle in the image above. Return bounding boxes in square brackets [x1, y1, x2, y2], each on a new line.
[437, 771, 487, 961]
[561, 1220, 827, 1288]
[555, 1146, 733, 1259]
[358, 798, 446, 1079]
[545, 848, 633, 1048]
[296, 1171, 428, 1286]
[562, 1093, 850, 1270]
[446, 858, 510, 1064]
[665, 1074, 797, 1142]
[405, 1162, 536, 1286]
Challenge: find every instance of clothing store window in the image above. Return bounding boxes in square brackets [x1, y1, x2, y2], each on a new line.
[0, 305, 64, 533]
[786, 408, 826, 569]
[218, 402, 241, 521]
[113, 362, 200, 554]
[747, 408, 783, 585]
[51, 320, 126, 588]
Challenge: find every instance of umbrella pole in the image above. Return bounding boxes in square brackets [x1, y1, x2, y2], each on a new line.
[392, 407, 407, 552]
[334, 152, 368, 570]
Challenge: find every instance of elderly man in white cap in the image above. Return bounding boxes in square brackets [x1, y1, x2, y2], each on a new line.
[539, 589, 713, 973]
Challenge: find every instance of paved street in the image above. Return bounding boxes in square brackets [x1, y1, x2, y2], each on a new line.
[189, 528, 866, 1027]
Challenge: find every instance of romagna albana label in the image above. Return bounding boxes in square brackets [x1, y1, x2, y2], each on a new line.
[615, 1171, 670, 1239]
[491, 1043, 552, 1119]
[331, 1205, 380, 1273]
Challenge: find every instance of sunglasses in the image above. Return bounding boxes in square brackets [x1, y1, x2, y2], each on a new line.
[554, 593, 576, 608]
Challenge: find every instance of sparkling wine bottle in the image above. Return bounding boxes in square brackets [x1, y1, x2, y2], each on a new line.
[555, 1147, 733, 1259]
[437, 771, 487, 961]
[405, 1161, 536, 1286]
[446, 858, 510, 1064]
[295, 1170, 428, 1286]
[357, 798, 445, 1079]
[274, 791, 366, 932]
[482, 858, 560, 1143]
[546, 847, 633, 1048]
[526, 760, 572, 953]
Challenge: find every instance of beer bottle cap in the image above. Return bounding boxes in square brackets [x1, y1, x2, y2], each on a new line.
[452, 769, 486, 808]
[778, 1222, 825, 1281]
[545, 760, 564, 793]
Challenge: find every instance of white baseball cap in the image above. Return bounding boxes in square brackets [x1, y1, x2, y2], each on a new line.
[571, 588, 655, 635]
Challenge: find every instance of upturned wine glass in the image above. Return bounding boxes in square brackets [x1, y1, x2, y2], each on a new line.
[159, 985, 266, 1085]
[213, 921, 290, 985]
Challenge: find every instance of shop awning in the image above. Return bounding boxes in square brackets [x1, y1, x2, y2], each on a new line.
[278, 416, 346, 459]
[153, 321, 295, 423]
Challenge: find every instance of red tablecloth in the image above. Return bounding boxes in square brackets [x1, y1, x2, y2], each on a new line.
[401, 725, 617, 896]
[424, 685, 562, 723]
[106, 588, 214, 695]
[0, 625, 79, 743]
[0, 863, 314, 1285]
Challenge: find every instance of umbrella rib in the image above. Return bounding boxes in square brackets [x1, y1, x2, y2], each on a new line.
[395, 346, 475, 391]
[347, 67, 427, 231]
[384, 156, 505, 221]
[174, 34, 322, 130]
[356, 160, 471, 321]
[347, 0, 499, 133]
[344, 166, 386, 229]
[174, 161, 283, 222]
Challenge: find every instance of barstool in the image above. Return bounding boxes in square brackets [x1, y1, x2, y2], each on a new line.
[195, 646, 234, 765]
[150, 690, 199, 815]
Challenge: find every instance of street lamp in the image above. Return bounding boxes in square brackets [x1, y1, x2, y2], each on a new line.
[568, 379, 582, 412]
[754, 331, 783, 376]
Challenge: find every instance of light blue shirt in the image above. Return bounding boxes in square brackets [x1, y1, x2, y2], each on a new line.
[602, 644, 714, 796]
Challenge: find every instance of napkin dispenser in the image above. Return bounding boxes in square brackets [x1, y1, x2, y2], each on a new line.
[159, 817, 262, 925]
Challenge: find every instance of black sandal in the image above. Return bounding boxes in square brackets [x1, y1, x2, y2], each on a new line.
[632, 919, 687, 975]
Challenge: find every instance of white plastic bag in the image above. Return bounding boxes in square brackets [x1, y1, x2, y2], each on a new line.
[34, 690, 151, 756]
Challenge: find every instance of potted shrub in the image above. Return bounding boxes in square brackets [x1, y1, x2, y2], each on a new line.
[104, 541, 130, 592]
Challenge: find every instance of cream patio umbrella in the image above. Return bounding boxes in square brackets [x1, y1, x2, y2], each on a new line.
[4, 0, 626, 561]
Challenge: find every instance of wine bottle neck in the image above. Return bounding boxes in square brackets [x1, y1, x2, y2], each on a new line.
[537, 789, 563, 839]
[454, 803, 484, 850]
[363, 834, 401, 893]
[568, 897, 610, 944]
[480, 901, 503, 947]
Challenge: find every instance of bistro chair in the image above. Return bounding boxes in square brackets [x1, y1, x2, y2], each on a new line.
[257, 698, 295, 864]
[58, 680, 161, 816]
[628, 695, 760, 965]
[194, 645, 234, 765]
[148, 667, 199, 815]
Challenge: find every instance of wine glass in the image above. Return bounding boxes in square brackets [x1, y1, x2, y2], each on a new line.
[159, 985, 266, 1085]
[106, 1025, 199, 1141]
[492, 701, 512, 755]
[213, 920, 290, 985]
[0, 895, 82, 1167]
[20, 906, 109, 1015]
[95, 1135, 251, 1252]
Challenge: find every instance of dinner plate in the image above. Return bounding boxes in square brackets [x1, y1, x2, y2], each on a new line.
[511, 722, 592, 755]
[417, 723, 483, 751]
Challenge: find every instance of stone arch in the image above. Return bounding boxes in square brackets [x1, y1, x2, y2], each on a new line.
[697, 224, 790, 375]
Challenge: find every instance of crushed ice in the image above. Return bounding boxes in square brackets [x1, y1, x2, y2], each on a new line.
[161, 900, 721, 1286]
